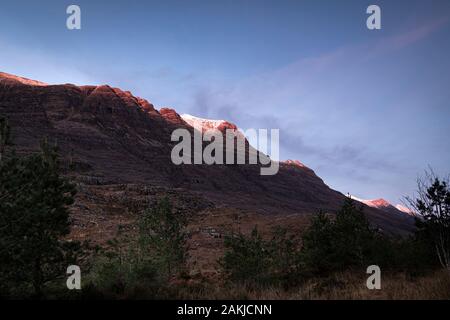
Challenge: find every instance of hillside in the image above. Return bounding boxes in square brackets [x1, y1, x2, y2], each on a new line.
[0, 72, 415, 251]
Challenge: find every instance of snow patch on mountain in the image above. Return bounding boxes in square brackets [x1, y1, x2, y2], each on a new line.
[283, 159, 307, 168]
[395, 204, 415, 216]
[351, 195, 416, 217]
[181, 114, 237, 132]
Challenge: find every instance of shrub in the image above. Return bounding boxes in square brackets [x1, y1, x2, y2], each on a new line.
[221, 226, 302, 287]
[84, 198, 188, 298]
[138, 197, 187, 280]
[221, 226, 273, 286]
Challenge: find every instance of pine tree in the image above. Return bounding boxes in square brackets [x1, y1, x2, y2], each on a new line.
[301, 198, 378, 274]
[300, 211, 335, 274]
[0, 139, 80, 298]
[221, 226, 273, 285]
[332, 197, 375, 267]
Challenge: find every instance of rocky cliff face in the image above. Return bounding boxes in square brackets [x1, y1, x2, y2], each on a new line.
[0, 72, 415, 235]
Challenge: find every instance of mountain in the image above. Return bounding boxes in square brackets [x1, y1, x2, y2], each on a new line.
[0, 72, 415, 239]
[284, 159, 308, 168]
[395, 204, 415, 216]
[352, 196, 417, 221]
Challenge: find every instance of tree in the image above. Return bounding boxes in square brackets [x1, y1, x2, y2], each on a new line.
[405, 170, 450, 271]
[0, 139, 80, 297]
[0, 116, 11, 162]
[332, 198, 377, 267]
[221, 225, 304, 287]
[138, 198, 187, 280]
[87, 224, 159, 298]
[221, 226, 273, 285]
[268, 226, 302, 286]
[300, 211, 336, 274]
[301, 198, 379, 274]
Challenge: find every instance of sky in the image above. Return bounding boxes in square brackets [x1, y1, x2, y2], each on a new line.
[1, 0, 449, 205]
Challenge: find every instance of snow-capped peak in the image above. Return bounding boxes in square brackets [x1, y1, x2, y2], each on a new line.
[350, 195, 416, 217]
[351, 196, 392, 208]
[181, 114, 237, 132]
[283, 159, 306, 168]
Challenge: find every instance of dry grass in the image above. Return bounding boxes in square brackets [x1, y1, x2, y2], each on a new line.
[172, 270, 450, 300]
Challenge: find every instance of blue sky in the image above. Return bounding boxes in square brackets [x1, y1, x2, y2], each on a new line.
[1, 0, 449, 204]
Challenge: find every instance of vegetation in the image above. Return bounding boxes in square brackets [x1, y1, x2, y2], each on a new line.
[138, 198, 187, 280]
[405, 170, 450, 271]
[84, 226, 160, 299]
[0, 137, 83, 298]
[84, 198, 188, 299]
[166, 269, 450, 300]
[300, 199, 381, 274]
[221, 226, 274, 286]
[0, 118, 448, 299]
[221, 195, 444, 290]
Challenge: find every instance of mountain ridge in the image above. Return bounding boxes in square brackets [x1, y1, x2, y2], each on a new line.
[0, 71, 415, 235]
[352, 196, 417, 220]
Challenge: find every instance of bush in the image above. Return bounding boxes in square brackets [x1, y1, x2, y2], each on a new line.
[221, 226, 302, 287]
[83, 198, 188, 298]
[269, 227, 302, 286]
[86, 240, 160, 299]
[221, 226, 273, 286]
[138, 197, 187, 280]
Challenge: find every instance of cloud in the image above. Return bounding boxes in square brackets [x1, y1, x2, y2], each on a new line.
[176, 17, 449, 202]
[382, 15, 450, 50]
[364, 14, 450, 60]
[1, 13, 447, 204]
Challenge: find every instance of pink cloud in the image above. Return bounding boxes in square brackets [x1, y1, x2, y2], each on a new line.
[377, 15, 450, 52]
